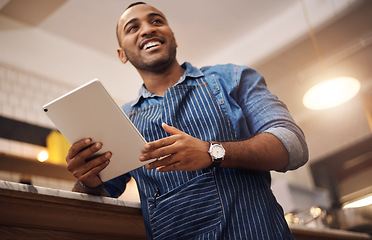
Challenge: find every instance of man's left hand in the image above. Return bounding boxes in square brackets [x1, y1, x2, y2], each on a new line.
[139, 123, 212, 172]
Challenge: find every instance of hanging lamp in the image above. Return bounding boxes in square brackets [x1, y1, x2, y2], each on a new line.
[300, 0, 360, 110]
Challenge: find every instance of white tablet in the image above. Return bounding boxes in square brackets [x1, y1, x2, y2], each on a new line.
[43, 79, 151, 182]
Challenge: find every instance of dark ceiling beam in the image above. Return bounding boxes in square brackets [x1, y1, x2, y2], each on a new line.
[0, 116, 52, 147]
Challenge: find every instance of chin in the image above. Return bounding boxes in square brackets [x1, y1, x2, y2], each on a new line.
[136, 53, 177, 72]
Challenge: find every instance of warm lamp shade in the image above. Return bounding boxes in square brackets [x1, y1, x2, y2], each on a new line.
[303, 77, 361, 110]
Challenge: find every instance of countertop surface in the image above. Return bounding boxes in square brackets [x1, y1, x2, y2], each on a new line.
[1, 180, 371, 239]
[0, 180, 141, 208]
[290, 225, 372, 239]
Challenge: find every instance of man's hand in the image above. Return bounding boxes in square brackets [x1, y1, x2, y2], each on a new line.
[139, 123, 211, 172]
[66, 138, 111, 188]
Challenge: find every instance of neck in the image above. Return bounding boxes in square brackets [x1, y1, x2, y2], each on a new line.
[138, 61, 185, 96]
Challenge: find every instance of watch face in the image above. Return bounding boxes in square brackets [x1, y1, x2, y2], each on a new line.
[211, 144, 225, 158]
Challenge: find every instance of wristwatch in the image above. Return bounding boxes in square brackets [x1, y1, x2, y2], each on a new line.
[208, 142, 225, 168]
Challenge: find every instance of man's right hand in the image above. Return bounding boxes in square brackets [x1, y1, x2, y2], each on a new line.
[66, 138, 111, 189]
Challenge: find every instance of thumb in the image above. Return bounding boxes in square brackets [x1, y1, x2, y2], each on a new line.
[162, 122, 183, 135]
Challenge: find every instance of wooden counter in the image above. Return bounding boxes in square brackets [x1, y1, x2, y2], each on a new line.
[0, 181, 146, 239]
[291, 225, 372, 240]
[1, 180, 371, 240]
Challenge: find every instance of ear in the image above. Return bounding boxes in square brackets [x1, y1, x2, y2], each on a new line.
[173, 32, 178, 48]
[117, 47, 128, 64]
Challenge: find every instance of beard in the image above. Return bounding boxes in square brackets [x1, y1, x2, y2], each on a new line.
[124, 40, 177, 73]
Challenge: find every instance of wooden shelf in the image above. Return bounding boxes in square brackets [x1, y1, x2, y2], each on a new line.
[0, 187, 146, 239]
[0, 153, 74, 181]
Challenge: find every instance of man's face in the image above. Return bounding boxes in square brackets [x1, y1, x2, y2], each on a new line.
[117, 4, 178, 72]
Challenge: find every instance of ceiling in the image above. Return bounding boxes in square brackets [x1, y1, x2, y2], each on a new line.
[0, 0, 371, 122]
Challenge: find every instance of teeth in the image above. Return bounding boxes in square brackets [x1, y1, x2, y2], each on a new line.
[143, 41, 161, 50]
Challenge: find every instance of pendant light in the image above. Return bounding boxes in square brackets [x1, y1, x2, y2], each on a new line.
[303, 76, 360, 110]
[300, 0, 360, 110]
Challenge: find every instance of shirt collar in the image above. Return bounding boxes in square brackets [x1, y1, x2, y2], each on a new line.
[130, 62, 204, 107]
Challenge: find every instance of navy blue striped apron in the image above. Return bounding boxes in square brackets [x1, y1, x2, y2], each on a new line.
[128, 76, 294, 239]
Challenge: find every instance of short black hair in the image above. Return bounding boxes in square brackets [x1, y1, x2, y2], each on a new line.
[116, 2, 147, 47]
[126, 2, 146, 10]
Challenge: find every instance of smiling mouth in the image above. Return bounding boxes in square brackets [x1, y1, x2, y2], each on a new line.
[142, 41, 162, 50]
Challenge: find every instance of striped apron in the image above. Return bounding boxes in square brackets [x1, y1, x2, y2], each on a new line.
[128, 76, 294, 239]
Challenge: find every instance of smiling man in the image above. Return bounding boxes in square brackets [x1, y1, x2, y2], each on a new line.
[117, 7, 177, 74]
[66, 2, 308, 239]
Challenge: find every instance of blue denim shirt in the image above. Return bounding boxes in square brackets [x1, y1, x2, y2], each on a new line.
[123, 62, 308, 171]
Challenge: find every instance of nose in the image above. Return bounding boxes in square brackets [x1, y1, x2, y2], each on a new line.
[140, 22, 156, 37]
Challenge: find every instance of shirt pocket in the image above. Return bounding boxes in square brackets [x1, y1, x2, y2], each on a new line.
[147, 171, 222, 240]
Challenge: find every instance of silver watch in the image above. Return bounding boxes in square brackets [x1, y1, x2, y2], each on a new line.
[208, 142, 225, 168]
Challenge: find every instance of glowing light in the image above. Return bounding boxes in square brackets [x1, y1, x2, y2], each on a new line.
[343, 195, 372, 209]
[37, 150, 49, 162]
[303, 77, 360, 110]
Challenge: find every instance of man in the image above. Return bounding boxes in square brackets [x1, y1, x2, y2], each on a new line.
[67, 2, 308, 239]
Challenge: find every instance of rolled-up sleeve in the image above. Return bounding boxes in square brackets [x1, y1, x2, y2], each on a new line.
[264, 127, 308, 171]
[234, 66, 308, 172]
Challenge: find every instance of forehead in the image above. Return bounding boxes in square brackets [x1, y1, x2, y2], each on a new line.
[118, 4, 166, 28]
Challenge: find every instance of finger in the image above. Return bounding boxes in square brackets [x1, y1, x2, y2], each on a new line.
[83, 151, 112, 175]
[140, 142, 176, 161]
[85, 157, 110, 178]
[67, 142, 103, 171]
[156, 161, 182, 172]
[79, 160, 110, 186]
[142, 124, 184, 153]
[162, 122, 184, 135]
[66, 138, 91, 161]
[72, 152, 111, 181]
[142, 135, 176, 153]
[77, 142, 103, 162]
[146, 154, 176, 170]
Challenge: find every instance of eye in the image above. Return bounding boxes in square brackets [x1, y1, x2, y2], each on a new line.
[151, 18, 164, 26]
[127, 25, 139, 33]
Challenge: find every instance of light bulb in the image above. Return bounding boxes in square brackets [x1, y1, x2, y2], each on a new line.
[37, 150, 49, 162]
[303, 77, 360, 110]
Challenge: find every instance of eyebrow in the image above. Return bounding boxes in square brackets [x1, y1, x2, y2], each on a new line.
[123, 13, 167, 32]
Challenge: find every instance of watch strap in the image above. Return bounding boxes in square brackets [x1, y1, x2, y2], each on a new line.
[79, 181, 103, 191]
[210, 159, 223, 168]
